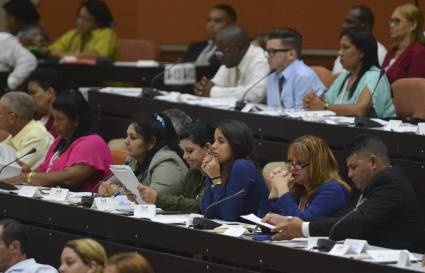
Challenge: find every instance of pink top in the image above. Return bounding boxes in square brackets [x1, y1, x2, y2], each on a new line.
[38, 134, 112, 192]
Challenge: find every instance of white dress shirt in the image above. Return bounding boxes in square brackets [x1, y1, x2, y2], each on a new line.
[5, 259, 58, 273]
[332, 41, 387, 75]
[0, 32, 37, 90]
[210, 44, 269, 103]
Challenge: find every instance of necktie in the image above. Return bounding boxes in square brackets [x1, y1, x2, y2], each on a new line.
[278, 76, 285, 107]
[234, 67, 241, 87]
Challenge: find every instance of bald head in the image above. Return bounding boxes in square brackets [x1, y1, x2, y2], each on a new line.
[216, 25, 250, 47]
[215, 26, 251, 68]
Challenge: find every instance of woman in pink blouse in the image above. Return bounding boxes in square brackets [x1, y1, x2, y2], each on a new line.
[382, 3, 425, 83]
[6, 90, 112, 192]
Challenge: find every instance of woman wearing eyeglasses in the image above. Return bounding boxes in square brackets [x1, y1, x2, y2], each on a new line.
[48, 0, 119, 60]
[258, 135, 350, 220]
[382, 3, 425, 83]
[200, 120, 269, 221]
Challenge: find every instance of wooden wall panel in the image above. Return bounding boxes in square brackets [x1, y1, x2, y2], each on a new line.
[37, 0, 422, 49]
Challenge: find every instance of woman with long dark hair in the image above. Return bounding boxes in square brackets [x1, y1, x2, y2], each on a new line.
[136, 122, 214, 212]
[99, 113, 187, 197]
[200, 119, 268, 221]
[304, 28, 395, 118]
[5, 90, 112, 192]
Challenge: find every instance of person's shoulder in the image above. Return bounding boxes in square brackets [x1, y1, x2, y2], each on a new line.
[409, 41, 425, 54]
[93, 27, 116, 37]
[0, 32, 16, 42]
[232, 159, 257, 170]
[318, 180, 348, 192]
[68, 134, 108, 150]
[151, 146, 184, 165]
[293, 60, 319, 78]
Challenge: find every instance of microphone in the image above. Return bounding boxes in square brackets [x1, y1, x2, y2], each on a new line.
[354, 69, 386, 128]
[192, 189, 247, 230]
[81, 173, 114, 207]
[142, 60, 182, 98]
[0, 147, 36, 177]
[234, 70, 275, 111]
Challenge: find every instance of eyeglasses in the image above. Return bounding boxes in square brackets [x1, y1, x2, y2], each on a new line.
[265, 48, 292, 57]
[388, 17, 402, 26]
[286, 160, 309, 171]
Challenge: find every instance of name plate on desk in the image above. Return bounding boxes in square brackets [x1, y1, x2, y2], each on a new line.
[46, 188, 69, 201]
[133, 204, 156, 218]
[18, 186, 42, 198]
[164, 63, 196, 85]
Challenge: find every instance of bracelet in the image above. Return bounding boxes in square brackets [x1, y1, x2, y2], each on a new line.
[26, 172, 34, 185]
[211, 176, 222, 181]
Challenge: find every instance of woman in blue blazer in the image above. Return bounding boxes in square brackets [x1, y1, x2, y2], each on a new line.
[200, 120, 269, 221]
[258, 135, 350, 220]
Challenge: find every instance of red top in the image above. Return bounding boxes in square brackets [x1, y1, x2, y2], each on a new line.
[382, 42, 425, 83]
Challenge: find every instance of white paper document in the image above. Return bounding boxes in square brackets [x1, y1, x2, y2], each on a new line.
[109, 165, 144, 204]
[366, 250, 420, 263]
[241, 213, 276, 230]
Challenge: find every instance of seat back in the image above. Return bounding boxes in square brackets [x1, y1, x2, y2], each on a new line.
[111, 150, 128, 165]
[118, 39, 158, 61]
[392, 78, 425, 119]
[310, 66, 338, 89]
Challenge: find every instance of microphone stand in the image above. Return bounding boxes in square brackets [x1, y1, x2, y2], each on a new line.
[234, 70, 275, 111]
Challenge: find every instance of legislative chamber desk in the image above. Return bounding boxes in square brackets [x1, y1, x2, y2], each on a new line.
[88, 91, 425, 216]
[37, 62, 219, 89]
[0, 192, 420, 273]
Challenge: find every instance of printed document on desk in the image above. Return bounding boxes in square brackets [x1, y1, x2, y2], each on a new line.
[110, 165, 145, 204]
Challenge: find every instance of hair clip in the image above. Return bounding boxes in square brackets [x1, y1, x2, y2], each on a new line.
[154, 114, 165, 128]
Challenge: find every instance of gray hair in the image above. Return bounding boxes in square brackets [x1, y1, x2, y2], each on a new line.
[1, 92, 35, 121]
[162, 109, 192, 137]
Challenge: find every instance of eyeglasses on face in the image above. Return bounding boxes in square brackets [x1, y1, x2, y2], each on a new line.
[286, 160, 309, 171]
[388, 17, 403, 26]
[264, 48, 292, 57]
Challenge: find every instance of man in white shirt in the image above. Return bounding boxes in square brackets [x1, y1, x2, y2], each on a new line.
[194, 25, 269, 103]
[0, 218, 58, 273]
[0, 32, 37, 91]
[0, 92, 54, 170]
[332, 5, 387, 74]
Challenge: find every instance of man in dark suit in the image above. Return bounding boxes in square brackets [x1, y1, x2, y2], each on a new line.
[182, 4, 237, 66]
[263, 135, 425, 252]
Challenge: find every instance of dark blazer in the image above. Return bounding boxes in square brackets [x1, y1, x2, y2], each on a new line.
[181, 41, 221, 66]
[309, 167, 425, 252]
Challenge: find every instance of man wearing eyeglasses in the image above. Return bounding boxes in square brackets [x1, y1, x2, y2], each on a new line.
[332, 5, 387, 74]
[265, 28, 326, 109]
[262, 135, 425, 252]
[194, 25, 269, 103]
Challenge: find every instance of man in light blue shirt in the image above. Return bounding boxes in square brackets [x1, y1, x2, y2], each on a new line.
[266, 28, 326, 109]
[0, 219, 58, 273]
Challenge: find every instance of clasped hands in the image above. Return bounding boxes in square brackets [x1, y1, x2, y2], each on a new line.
[303, 91, 326, 110]
[194, 76, 214, 97]
[268, 166, 292, 198]
[201, 148, 221, 184]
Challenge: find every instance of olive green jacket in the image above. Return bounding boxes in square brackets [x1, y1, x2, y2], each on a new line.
[155, 169, 205, 213]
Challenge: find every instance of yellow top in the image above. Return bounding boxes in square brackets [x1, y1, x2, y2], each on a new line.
[49, 27, 119, 60]
[4, 120, 54, 170]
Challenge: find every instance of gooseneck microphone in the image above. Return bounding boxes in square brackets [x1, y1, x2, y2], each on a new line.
[192, 189, 247, 230]
[143, 60, 183, 98]
[234, 70, 275, 111]
[0, 147, 36, 176]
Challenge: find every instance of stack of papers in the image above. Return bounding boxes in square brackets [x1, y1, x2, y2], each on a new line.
[109, 165, 144, 204]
